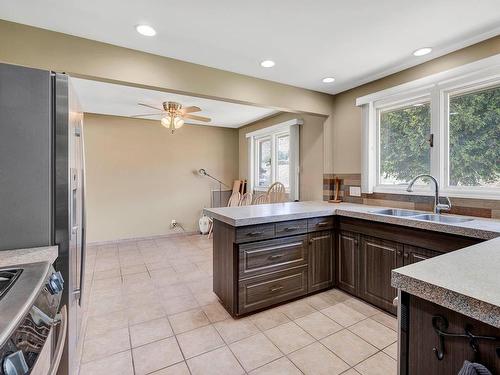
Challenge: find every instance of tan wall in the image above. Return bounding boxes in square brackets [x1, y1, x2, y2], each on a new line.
[332, 36, 500, 174]
[239, 113, 325, 201]
[84, 114, 238, 242]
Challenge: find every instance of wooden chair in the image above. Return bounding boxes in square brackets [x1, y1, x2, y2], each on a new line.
[227, 191, 241, 207]
[239, 192, 253, 206]
[267, 182, 286, 203]
[253, 193, 269, 205]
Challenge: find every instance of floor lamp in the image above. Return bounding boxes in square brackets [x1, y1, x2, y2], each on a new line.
[198, 169, 230, 207]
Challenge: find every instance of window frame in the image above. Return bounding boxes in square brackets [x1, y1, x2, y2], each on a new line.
[357, 54, 500, 199]
[253, 132, 292, 191]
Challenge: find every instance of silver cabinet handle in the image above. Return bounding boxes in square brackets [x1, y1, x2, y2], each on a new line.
[270, 286, 283, 293]
[268, 254, 284, 260]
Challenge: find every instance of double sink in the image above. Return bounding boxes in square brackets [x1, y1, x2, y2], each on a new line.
[370, 208, 474, 224]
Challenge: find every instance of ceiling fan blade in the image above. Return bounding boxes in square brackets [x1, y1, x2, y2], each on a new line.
[138, 103, 163, 111]
[184, 114, 211, 122]
[180, 106, 201, 115]
[130, 113, 162, 118]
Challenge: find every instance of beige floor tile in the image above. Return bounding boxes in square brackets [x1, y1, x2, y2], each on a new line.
[187, 346, 245, 375]
[85, 310, 128, 338]
[321, 329, 378, 366]
[121, 264, 147, 275]
[341, 369, 361, 375]
[279, 300, 317, 319]
[132, 337, 184, 375]
[130, 317, 174, 347]
[176, 325, 225, 358]
[202, 302, 230, 323]
[294, 311, 343, 339]
[349, 319, 397, 349]
[215, 317, 260, 344]
[168, 308, 210, 334]
[320, 303, 367, 327]
[371, 312, 397, 331]
[88, 294, 125, 317]
[229, 333, 282, 372]
[151, 361, 191, 374]
[343, 298, 381, 317]
[264, 321, 315, 354]
[289, 342, 349, 375]
[160, 284, 192, 299]
[127, 303, 166, 325]
[186, 277, 214, 294]
[304, 294, 335, 310]
[146, 261, 174, 271]
[79, 350, 133, 375]
[163, 294, 199, 315]
[249, 357, 302, 375]
[383, 342, 398, 360]
[250, 309, 290, 331]
[93, 276, 122, 291]
[193, 290, 219, 305]
[354, 352, 397, 375]
[82, 327, 130, 363]
[93, 268, 121, 280]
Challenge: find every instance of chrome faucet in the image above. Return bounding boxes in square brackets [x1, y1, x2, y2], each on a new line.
[406, 174, 451, 214]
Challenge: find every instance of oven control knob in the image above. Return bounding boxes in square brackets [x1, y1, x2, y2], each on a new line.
[3, 350, 29, 375]
[47, 271, 64, 295]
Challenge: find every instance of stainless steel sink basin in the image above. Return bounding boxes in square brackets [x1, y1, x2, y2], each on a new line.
[412, 214, 473, 223]
[370, 209, 422, 217]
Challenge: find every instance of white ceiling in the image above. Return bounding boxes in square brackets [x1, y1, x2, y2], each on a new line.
[71, 78, 278, 128]
[1, 1, 500, 94]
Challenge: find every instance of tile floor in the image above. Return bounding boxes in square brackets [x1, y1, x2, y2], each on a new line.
[78, 234, 398, 375]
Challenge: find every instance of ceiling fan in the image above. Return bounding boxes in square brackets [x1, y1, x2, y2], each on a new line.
[131, 101, 211, 133]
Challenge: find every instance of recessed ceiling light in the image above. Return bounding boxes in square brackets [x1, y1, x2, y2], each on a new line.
[413, 47, 432, 57]
[260, 60, 275, 68]
[136, 25, 156, 36]
[322, 77, 335, 83]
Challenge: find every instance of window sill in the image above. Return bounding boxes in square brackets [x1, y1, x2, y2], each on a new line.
[372, 186, 500, 201]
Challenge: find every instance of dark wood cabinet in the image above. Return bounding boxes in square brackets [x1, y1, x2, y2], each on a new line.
[359, 236, 403, 314]
[336, 231, 359, 295]
[308, 230, 334, 292]
[403, 245, 441, 265]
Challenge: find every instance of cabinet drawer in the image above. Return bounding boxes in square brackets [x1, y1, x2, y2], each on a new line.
[275, 219, 308, 237]
[307, 217, 334, 232]
[239, 235, 308, 278]
[236, 224, 275, 243]
[238, 266, 308, 314]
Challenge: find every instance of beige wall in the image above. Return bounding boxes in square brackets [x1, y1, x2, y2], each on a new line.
[239, 113, 325, 201]
[331, 36, 500, 173]
[84, 114, 238, 242]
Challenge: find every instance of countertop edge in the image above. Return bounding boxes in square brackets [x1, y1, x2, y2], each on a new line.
[0, 246, 58, 268]
[392, 271, 500, 328]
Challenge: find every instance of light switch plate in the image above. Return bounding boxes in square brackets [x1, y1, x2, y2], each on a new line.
[349, 186, 361, 197]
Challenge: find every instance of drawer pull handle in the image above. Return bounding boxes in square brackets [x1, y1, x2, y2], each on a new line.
[247, 231, 263, 236]
[283, 227, 299, 232]
[270, 286, 283, 293]
[268, 254, 284, 260]
[317, 222, 329, 227]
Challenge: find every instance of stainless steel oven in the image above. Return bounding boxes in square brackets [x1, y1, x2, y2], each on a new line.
[0, 262, 65, 375]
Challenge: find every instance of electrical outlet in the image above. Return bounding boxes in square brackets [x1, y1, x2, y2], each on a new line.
[170, 219, 177, 228]
[349, 186, 361, 197]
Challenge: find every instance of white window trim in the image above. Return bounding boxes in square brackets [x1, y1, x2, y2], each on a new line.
[246, 119, 302, 200]
[358, 54, 500, 200]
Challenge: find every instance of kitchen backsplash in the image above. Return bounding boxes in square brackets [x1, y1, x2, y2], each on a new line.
[323, 173, 500, 219]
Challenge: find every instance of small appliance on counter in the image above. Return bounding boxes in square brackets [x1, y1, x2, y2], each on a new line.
[0, 262, 65, 375]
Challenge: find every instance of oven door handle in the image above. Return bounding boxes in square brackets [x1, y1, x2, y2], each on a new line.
[48, 305, 67, 375]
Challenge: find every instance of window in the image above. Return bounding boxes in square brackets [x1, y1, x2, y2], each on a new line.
[246, 119, 301, 200]
[255, 131, 290, 189]
[378, 100, 431, 185]
[358, 54, 500, 198]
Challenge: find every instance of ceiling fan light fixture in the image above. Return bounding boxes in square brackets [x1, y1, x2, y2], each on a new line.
[160, 116, 171, 128]
[174, 117, 184, 129]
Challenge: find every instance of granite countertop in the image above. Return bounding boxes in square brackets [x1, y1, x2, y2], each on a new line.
[0, 246, 58, 268]
[204, 201, 500, 240]
[205, 201, 500, 326]
[392, 237, 500, 328]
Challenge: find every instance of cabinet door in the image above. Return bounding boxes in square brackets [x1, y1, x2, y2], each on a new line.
[404, 245, 441, 265]
[336, 231, 359, 295]
[359, 236, 403, 314]
[308, 230, 334, 292]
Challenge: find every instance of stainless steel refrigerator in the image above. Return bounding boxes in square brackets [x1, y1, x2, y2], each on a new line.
[0, 62, 86, 375]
